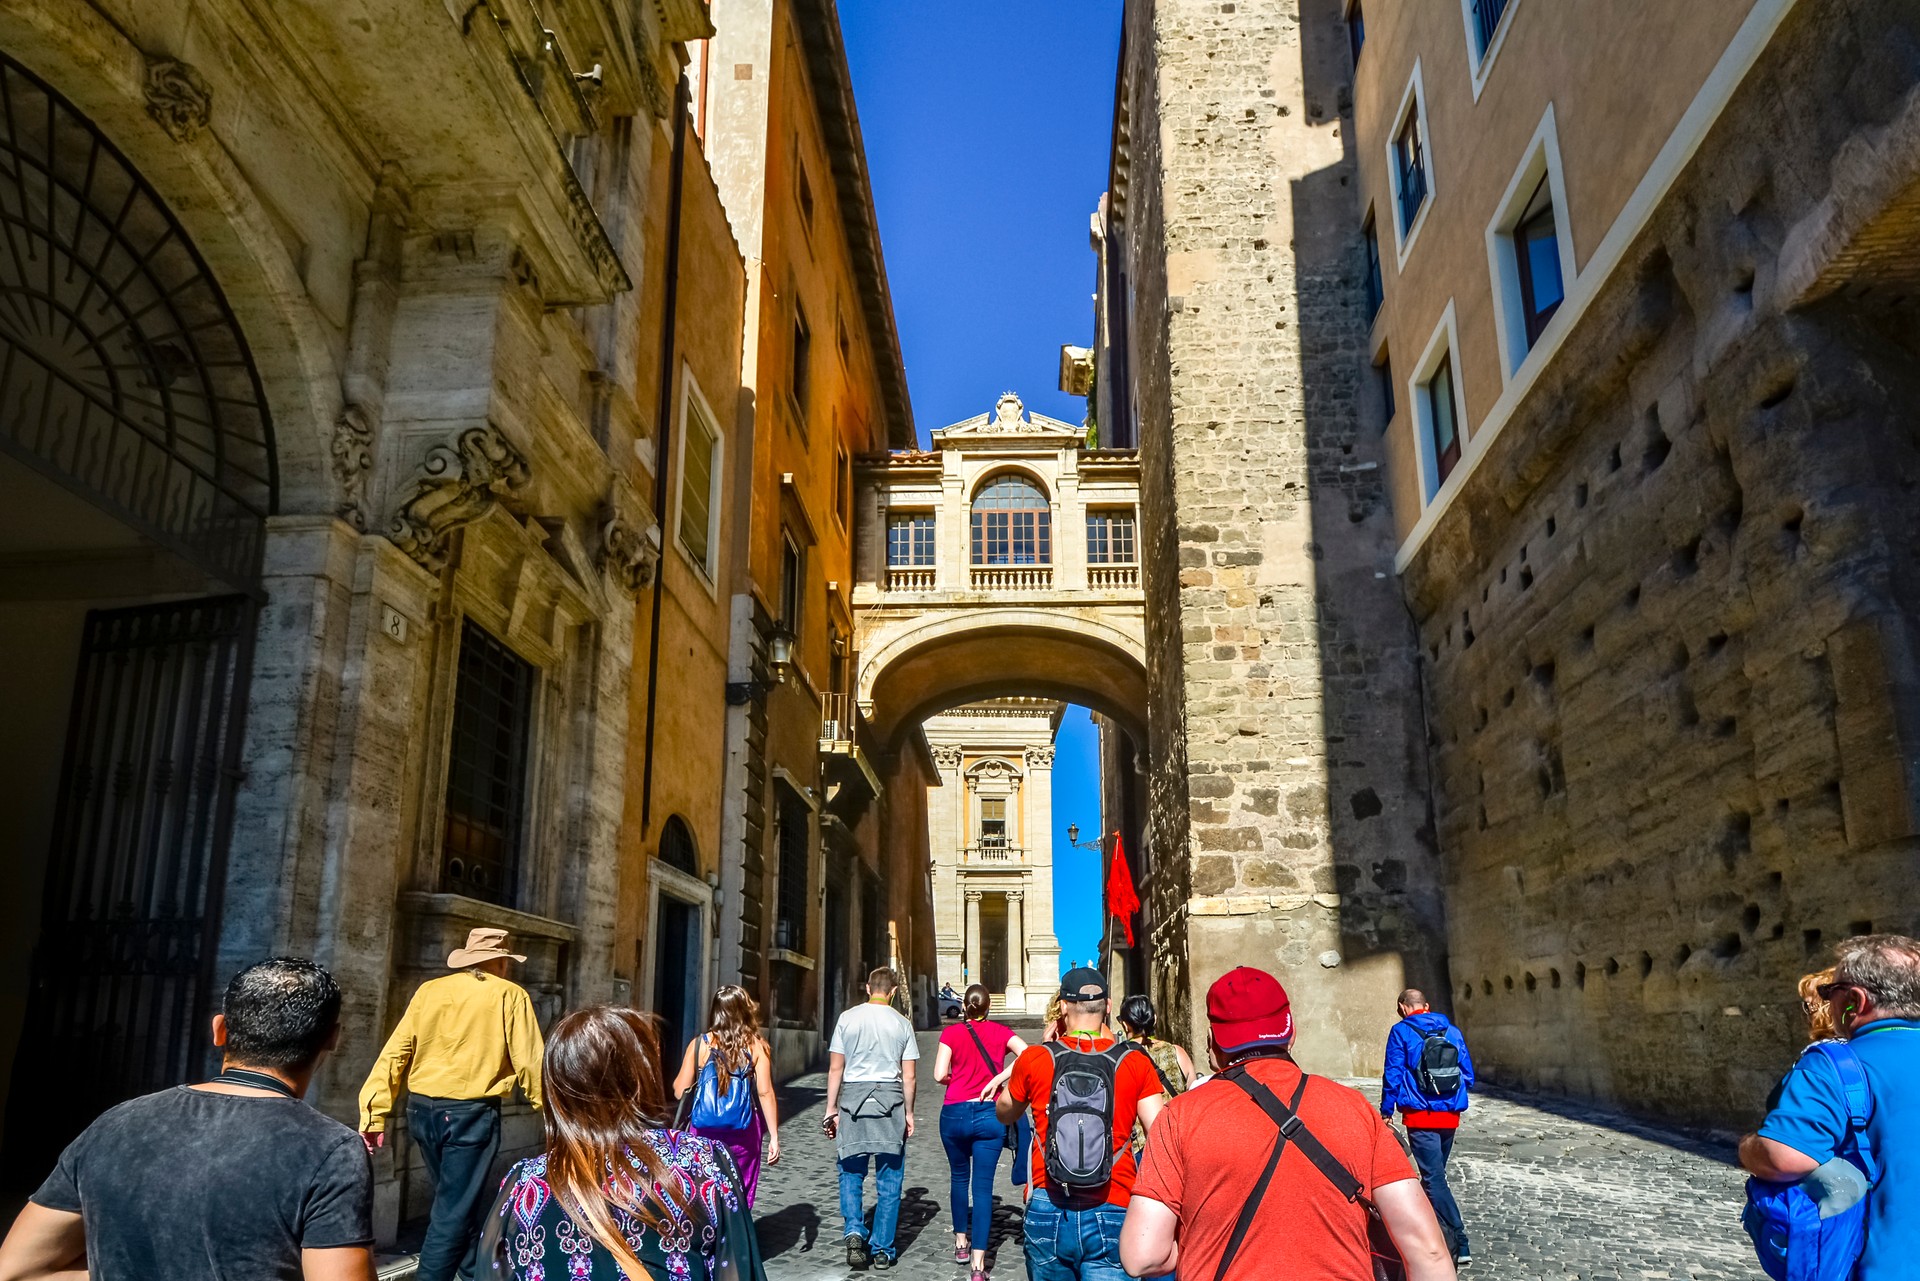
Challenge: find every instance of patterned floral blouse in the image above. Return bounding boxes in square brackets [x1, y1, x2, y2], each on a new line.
[483, 1129, 766, 1281]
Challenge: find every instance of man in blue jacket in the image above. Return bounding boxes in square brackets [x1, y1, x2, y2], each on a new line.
[1381, 988, 1476, 1266]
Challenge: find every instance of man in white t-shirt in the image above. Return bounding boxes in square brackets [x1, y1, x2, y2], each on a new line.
[823, 967, 919, 1270]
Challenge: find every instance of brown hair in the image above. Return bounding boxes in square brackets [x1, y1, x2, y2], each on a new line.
[706, 985, 760, 1095]
[868, 966, 899, 995]
[540, 1006, 688, 1278]
[1799, 967, 1838, 1041]
[963, 983, 991, 1022]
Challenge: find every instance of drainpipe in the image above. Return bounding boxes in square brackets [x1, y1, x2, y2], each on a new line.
[640, 71, 691, 829]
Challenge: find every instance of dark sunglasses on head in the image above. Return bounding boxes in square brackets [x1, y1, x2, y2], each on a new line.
[1816, 982, 1851, 1001]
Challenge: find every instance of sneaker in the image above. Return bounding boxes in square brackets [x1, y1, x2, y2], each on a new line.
[846, 1237, 871, 1270]
[1454, 1251, 1472, 1268]
[872, 1251, 895, 1270]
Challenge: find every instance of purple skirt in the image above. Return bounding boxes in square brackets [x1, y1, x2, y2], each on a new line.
[691, 1110, 766, 1205]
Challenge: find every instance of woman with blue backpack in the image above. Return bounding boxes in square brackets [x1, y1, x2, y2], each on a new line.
[672, 985, 781, 1204]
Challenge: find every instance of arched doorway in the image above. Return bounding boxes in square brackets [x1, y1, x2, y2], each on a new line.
[0, 51, 276, 1173]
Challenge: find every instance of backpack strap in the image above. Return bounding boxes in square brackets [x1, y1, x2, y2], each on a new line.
[1210, 1066, 1310, 1281]
[1219, 1065, 1373, 1207]
[962, 1020, 999, 1077]
[1805, 1041, 1876, 1179]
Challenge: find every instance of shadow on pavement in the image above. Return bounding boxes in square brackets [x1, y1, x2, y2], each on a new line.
[755, 1201, 821, 1259]
[893, 1185, 940, 1256]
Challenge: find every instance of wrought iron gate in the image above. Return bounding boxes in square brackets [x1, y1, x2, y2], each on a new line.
[6, 596, 254, 1172]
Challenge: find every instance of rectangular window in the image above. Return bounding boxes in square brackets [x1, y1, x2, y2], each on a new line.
[979, 797, 1007, 848]
[834, 446, 851, 529]
[779, 534, 803, 632]
[1468, 0, 1511, 61]
[791, 305, 811, 412]
[1086, 510, 1137, 564]
[1513, 174, 1565, 349]
[796, 158, 815, 233]
[441, 621, 533, 908]
[774, 785, 810, 954]
[1347, 1, 1365, 65]
[1363, 214, 1383, 320]
[887, 513, 936, 566]
[1426, 352, 1461, 485]
[678, 390, 721, 576]
[1377, 355, 1395, 432]
[1395, 110, 1429, 237]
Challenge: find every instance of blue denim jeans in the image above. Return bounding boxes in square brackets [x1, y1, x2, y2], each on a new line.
[406, 1095, 501, 1281]
[839, 1150, 906, 1258]
[940, 1101, 1004, 1245]
[1407, 1127, 1469, 1255]
[1021, 1189, 1129, 1281]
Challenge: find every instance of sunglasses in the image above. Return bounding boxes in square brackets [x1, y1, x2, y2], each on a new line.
[1815, 982, 1855, 1002]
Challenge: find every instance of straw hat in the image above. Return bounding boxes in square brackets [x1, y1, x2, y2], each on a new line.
[447, 927, 527, 969]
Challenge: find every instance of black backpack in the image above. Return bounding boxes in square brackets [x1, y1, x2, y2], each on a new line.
[1413, 1029, 1462, 1098]
[1041, 1041, 1135, 1190]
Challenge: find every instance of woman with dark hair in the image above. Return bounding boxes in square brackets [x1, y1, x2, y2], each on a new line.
[932, 984, 1030, 1278]
[672, 986, 780, 1204]
[1117, 994, 1194, 1095]
[483, 1006, 765, 1281]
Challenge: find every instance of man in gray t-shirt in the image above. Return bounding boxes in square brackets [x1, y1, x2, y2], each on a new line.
[0, 959, 373, 1281]
[824, 967, 919, 1270]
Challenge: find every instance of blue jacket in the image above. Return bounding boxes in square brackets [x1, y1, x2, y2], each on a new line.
[1380, 1011, 1475, 1116]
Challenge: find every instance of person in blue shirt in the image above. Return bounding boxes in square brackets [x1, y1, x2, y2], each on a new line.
[1742, 934, 1920, 1281]
[1380, 989, 1476, 1267]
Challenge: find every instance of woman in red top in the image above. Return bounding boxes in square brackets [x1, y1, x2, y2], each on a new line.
[933, 985, 1030, 1279]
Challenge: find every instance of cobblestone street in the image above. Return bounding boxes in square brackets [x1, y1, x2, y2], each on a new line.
[753, 1031, 1757, 1281]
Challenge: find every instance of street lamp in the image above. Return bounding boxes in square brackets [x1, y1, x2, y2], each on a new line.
[1066, 823, 1108, 851]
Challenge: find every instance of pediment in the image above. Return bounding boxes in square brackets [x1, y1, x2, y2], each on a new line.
[933, 392, 1085, 443]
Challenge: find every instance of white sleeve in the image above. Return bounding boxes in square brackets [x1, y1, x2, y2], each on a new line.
[899, 1016, 920, 1060]
[829, 1016, 847, 1056]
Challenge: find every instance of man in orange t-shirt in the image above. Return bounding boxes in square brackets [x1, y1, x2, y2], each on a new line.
[997, 968, 1166, 1281]
[1120, 967, 1455, 1281]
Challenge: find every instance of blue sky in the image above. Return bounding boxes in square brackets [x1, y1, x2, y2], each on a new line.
[840, 4, 1120, 973]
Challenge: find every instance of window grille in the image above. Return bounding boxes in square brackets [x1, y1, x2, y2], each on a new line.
[887, 513, 936, 566]
[970, 475, 1051, 565]
[442, 621, 534, 907]
[1470, 0, 1512, 60]
[774, 787, 811, 953]
[660, 815, 698, 875]
[1087, 510, 1138, 564]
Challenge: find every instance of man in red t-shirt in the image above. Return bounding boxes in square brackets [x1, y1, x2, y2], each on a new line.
[1120, 967, 1455, 1281]
[996, 968, 1166, 1281]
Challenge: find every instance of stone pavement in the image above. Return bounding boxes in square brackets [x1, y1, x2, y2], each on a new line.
[753, 1030, 1760, 1281]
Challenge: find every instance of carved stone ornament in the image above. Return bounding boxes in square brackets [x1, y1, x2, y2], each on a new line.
[931, 746, 964, 771]
[600, 514, 661, 594]
[1024, 746, 1056, 768]
[991, 391, 1026, 431]
[144, 58, 212, 143]
[330, 403, 376, 530]
[387, 425, 531, 570]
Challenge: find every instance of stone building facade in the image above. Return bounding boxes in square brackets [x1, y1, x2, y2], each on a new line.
[922, 700, 1065, 1015]
[1087, 0, 1445, 1076]
[1090, 0, 1920, 1128]
[1355, 0, 1920, 1126]
[0, 0, 723, 1225]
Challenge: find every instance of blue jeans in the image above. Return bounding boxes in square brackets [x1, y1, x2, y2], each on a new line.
[406, 1096, 501, 1281]
[1021, 1189, 1129, 1281]
[940, 1101, 1003, 1245]
[839, 1151, 906, 1257]
[1407, 1127, 1469, 1254]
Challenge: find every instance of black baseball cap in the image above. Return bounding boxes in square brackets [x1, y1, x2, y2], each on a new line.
[1059, 967, 1109, 1001]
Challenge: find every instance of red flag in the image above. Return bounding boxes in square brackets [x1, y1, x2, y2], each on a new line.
[1105, 833, 1140, 947]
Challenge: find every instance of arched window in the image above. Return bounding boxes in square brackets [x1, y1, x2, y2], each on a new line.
[970, 474, 1051, 565]
[659, 816, 698, 875]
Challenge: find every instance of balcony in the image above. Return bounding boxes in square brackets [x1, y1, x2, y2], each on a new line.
[964, 845, 1025, 864]
[1088, 563, 1140, 589]
[820, 691, 881, 807]
[887, 566, 936, 593]
[971, 565, 1052, 592]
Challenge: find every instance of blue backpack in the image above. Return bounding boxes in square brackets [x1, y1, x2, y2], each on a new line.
[1742, 1041, 1876, 1281]
[688, 1037, 756, 1131]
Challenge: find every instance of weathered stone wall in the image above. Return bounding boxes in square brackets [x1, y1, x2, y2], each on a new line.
[1402, 2, 1920, 1128]
[1122, 0, 1446, 1073]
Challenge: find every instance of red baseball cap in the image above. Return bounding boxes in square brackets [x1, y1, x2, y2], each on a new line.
[1206, 966, 1294, 1053]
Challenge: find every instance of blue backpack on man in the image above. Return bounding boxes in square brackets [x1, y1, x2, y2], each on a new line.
[1742, 1041, 1876, 1281]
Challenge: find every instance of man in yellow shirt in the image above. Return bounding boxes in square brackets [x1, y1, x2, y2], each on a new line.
[358, 927, 544, 1281]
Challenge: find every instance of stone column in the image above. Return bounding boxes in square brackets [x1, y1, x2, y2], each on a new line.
[1058, 451, 1086, 591]
[1022, 746, 1060, 1009]
[929, 745, 966, 987]
[1006, 890, 1026, 1009]
[964, 890, 983, 985]
[940, 448, 967, 592]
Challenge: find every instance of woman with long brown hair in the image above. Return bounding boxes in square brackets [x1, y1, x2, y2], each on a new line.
[672, 986, 780, 1205]
[482, 1005, 765, 1281]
